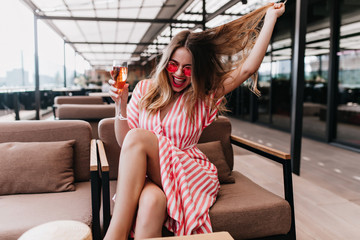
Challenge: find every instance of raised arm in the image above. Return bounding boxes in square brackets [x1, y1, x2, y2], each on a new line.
[219, 2, 285, 97]
[108, 78, 131, 147]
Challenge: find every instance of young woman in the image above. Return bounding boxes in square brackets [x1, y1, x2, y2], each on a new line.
[105, 2, 285, 240]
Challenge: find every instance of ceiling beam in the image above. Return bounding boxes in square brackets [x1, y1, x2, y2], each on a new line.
[81, 51, 143, 55]
[68, 41, 168, 46]
[36, 15, 203, 24]
[184, 11, 243, 17]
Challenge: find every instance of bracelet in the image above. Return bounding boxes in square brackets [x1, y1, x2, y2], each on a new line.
[118, 113, 128, 120]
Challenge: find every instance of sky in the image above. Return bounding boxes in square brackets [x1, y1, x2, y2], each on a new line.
[0, 1, 89, 82]
[0, 1, 35, 78]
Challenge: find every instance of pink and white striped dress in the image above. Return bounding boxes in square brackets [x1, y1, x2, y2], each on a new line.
[127, 79, 222, 235]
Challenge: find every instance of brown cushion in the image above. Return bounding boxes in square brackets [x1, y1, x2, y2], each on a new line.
[197, 141, 235, 184]
[0, 140, 76, 195]
[199, 116, 233, 170]
[0, 120, 92, 182]
[0, 182, 92, 240]
[210, 171, 291, 239]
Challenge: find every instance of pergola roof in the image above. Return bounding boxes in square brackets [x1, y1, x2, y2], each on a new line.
[21, 0, 266, 68]
[20, 0, 360, 69]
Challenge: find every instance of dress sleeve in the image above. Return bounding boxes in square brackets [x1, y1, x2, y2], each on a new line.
[127, 80, 147, 129]
[203, 93, 223, 129]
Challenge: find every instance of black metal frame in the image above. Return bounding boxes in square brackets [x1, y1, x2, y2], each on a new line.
[90, 170, 101, 240]
[96, 139, 111, 237]
[101, 163, 111, 235]
[231, 137, 296, 240]
[90, 139, 102, 240]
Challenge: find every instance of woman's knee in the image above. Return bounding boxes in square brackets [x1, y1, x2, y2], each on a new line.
[138, 186, 167, 221]
[122, 128, 155, 151]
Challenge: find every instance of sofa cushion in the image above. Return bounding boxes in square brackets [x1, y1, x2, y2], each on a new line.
[197, 141, 235, 184]
[198, 116, 233, 170]
[0, 182, 92, 240]
[57, 104, 115, 120]
[54, 96, 104, 105]
[209, 171, 291, 239]
[0, 120, 92, 182]
[0, 140, 75, 195]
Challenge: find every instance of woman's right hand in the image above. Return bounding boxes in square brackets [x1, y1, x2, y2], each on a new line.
[108, 74, 129, 105]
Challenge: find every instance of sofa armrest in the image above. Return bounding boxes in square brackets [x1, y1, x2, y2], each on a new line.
[90, 139, 101, 240]
[230, 135, 290, 161]
[96, 139, 111, 234]
[90, 139, 99, 171]
[97, 139, 110, 172]
[230, 135, 296, 240]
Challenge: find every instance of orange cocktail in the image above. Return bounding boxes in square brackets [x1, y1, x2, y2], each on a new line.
[112, 61, 128, 92]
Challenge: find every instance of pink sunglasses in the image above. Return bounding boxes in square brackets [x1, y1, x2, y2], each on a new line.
[166, 61, 192, 77]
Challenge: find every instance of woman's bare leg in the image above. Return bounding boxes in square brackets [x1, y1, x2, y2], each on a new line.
[134, 180, 167, 240]
[104, 128, 162, 240]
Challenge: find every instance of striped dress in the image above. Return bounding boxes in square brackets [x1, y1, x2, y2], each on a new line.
[127, 80, 222, 235]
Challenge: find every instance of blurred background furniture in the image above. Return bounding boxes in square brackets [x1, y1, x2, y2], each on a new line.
[88, 92, 114, 104]
[53, 96, 105, 118]
[57, 104, 115, 139]
[0, 120, 101, 240]
[96, 116, 296, 240]
[54, 95, 115, 139]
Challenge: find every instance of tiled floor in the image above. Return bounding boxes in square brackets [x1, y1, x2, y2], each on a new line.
[229, 116, 360, 239]
[228, 116, 360, 206]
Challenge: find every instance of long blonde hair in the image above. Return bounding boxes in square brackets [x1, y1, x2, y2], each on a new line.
[139, 3, 272, 120]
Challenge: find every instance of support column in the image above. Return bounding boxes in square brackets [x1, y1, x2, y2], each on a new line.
[326, 0, 340, 142]
[63, 41, 67, 88]
[202, 0, 206, 30]
[290, 0, 308, 175]
[34, 15, 40, 120]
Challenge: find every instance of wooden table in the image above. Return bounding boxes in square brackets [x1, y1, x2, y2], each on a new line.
[145, 231, 234, 240]
[18, 220, 92, 240]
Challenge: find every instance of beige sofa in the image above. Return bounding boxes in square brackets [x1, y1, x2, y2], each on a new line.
[54, 93, 115, 139]
[57, 104, 115, 139]
[0, 120, 101, 240]
[96, 116, 296, 240]
[53, 96, 105, 118]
